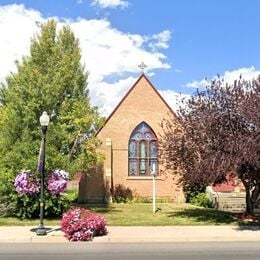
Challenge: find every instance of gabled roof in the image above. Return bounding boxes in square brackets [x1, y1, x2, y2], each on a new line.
[96, 73, 177, 136]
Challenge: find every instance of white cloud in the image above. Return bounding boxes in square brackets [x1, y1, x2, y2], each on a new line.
[221, 66, 260, 84]
[0, 4, 171, 116]
[91, 0, 128, 9]
[69, 18, 170, 83]
[77, 0, 84, 4]
[185, 78, 208, 89]
[0, 4, 44, 82]
[185, 67, 260, 89]
[148, 30, 171, 51]
[91, 76, 136, 115]
[159, 90, 190, 113]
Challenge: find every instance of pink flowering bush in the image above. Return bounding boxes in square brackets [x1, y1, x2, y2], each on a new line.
[14, 170, 40, 194]
[61, 207, 107, 241]
[47, 170, 69, 195]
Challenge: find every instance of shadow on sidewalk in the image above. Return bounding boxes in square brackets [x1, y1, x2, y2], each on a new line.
[30, 227, 61, 234]
[234, 226, 260, 231]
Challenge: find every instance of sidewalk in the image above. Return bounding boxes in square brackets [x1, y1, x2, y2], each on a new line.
[0, 226, 260, 243]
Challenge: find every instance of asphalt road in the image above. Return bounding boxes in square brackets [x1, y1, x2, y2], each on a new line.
[0, 242, 260, 260]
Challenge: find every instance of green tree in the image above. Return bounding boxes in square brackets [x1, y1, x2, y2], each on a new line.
[0, 20, 104, 214]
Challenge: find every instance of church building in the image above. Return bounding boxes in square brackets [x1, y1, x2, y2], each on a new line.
[80, 73, 185, 203]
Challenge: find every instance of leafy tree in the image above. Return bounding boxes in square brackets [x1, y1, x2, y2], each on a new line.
[0, 20, 104, 214]
[161, 77, 260, 215]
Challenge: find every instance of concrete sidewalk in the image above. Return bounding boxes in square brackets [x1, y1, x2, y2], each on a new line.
[1, 226, 260, 243]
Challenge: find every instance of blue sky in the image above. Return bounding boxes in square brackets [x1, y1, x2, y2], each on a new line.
[0, 0, 260, 115]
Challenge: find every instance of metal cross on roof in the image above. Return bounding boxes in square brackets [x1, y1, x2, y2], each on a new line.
[138, 62, 147, 73]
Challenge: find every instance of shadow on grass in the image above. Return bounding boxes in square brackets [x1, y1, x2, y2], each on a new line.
[235, 218, 260, 230]
[167, 208, 235, 225]
[74, 203, 122, 214]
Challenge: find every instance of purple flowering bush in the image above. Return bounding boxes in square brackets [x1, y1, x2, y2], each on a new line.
[14, 169, 69, 196]
[47, 170, 69, 195]
[13, 170, 74, 219]
[61, 208, 107, 241]
[14, 170, 40, 194]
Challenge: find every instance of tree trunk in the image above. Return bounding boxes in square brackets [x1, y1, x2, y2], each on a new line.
[245, 186, 254, 215]
[251, 185, 260, 206]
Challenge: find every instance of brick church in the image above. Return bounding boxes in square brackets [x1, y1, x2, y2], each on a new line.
[77, 73, 185, 203]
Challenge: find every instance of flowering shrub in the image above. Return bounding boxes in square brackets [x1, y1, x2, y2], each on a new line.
[61, 207, 107, 241]
[47, 169, 69, 195]
[14, 170, 40, 195]
[13, 169, 73, 219]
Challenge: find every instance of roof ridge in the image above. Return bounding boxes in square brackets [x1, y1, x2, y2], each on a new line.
[95, 73, 176, 136]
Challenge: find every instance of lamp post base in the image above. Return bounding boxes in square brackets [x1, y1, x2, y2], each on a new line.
[36, 225, 47, 236]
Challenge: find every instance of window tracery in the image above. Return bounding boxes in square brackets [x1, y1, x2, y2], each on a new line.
[128, 122, 158, 176]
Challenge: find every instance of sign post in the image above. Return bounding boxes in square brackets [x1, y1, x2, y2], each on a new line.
[151, 162, 156, 213]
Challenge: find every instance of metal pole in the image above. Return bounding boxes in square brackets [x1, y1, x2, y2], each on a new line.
[152, 174, 156, 213]
[36, 126, 47, 236]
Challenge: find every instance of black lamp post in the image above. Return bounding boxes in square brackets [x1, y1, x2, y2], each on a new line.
[36, 111, 50, 236]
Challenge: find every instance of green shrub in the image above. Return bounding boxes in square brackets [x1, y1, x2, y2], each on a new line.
[112, 184, 133, 203]
[184, 186, 205, 203]
[0, 198, 14, 217]
[156, 197, 173, 203]
[10, 190, 77, 219]
[132, 196, 151, 203]
[190, 193, 213, 208]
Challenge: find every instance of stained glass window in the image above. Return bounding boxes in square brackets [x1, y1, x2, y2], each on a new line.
[128, 122, 158, 176]
[139, 159, 146, 175]
[140, 141, 146, 158]
[129, 141, 137, 157]
[129, 159, 137, 175]
[150, 142, 157, 158]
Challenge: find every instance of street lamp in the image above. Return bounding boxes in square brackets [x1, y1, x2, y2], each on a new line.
[36, 111, 50, 236]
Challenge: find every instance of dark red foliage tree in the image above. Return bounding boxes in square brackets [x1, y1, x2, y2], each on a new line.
[161, 77, 260, 214]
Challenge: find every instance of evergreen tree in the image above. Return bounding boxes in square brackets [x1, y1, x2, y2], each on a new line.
[0, 20, 104, 209]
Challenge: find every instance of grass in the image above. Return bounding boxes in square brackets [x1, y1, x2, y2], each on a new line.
[84, 203, 237, 226]
[0, 218, 59, 226]
[0, 203, 253, 226]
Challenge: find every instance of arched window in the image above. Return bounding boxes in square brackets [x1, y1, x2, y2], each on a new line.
[128, 122, 158, 176]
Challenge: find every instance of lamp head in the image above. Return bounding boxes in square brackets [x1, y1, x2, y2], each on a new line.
[40, 111, 50, 126]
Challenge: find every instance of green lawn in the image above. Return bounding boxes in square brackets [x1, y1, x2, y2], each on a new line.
[84, 203, 237, 226]
[0, 203, 250, 226]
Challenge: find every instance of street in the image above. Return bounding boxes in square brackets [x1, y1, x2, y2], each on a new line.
[0, 242, 260, 260]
